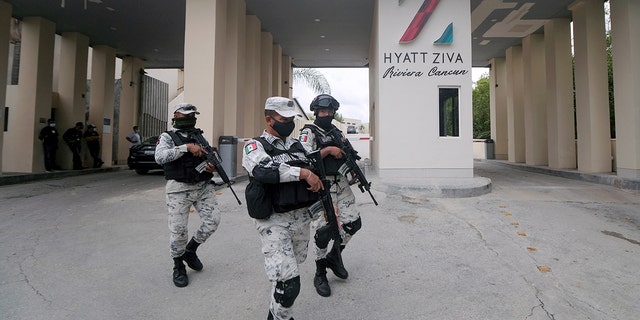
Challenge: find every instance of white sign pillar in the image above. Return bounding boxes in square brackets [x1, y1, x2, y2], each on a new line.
[373, 0, 473, 178]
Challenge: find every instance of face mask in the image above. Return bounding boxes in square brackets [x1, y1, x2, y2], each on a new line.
[314, 115, 334, 130]
[271, 119, 295, 137]
[49, 123, 56, 127]
[172, 116, 197, 130]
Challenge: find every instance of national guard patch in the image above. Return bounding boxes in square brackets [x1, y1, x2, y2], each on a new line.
[244, 142, 258, 154]
[299, 133, 309, 143]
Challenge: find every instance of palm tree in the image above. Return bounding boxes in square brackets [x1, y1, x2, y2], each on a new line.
[292, 68, 331, 94]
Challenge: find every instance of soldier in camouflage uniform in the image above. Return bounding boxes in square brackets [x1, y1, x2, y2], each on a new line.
[242, 96, 324, 320]
[155, 103, 221, 288]
[298, 94, 362, 297]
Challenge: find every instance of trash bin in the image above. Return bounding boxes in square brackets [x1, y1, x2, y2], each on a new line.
[218, 136, 237, 178]
[484, 138, 495, 160]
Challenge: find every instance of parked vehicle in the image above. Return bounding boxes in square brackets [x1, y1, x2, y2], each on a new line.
[127, 136, 162, 174]
[347, 125, 357, 134]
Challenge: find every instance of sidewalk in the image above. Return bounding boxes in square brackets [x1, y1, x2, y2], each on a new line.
[2, 159, 638, 192]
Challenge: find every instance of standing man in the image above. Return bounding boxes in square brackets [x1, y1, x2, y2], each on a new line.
[126, 126, 141, 148]
[38, 118, 59, 172]
[155, 103, 221, 288]
[84, 124, 104, 168]
[298, 94, 362, 297]
[63, 122, 85, 170]
[242, 96, 324, 320]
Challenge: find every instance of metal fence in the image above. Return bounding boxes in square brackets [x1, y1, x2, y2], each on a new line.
[139, 74, 168, 140]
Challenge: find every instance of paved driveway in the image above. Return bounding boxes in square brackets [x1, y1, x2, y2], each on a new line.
[0, 162, 638, 320]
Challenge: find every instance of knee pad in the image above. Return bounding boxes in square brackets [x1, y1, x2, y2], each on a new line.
[342, 217, 362, 236]
[274, 276, 300, 308]
[314, 225, 332, 249]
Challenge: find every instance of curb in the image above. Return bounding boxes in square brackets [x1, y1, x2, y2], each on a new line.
[378, 176, 492, 198]
[0, 167, 123, 186]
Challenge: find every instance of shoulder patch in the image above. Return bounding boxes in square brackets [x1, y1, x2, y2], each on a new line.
[244, 142, 258, 154]
[299, 132, 309, 143]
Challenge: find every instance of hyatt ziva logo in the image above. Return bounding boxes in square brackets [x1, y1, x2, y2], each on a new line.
[400, 0, 453, 45]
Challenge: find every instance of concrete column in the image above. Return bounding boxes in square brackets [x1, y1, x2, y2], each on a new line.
[0, 1, 11, 174]
[9, 17, 55, 172]
[522, 34, 548, 166]
[489, 57, 508, 160]
[89, 45, 116, 166]
[118, 56, 144, 164]
[260, 32, 274, 110]
[569, 0, 611, 173]
[58, 32, 89, 168]
[505, 45, 526, 163]
[281, 55, 292, 98]
[184, 0, 227, 142]
[242, 15, 262, 138]
[224, 0, 244, 136]
[544, 19, 576, 169]
[610, 0, 640, 179]
[272, 45, 282, 96]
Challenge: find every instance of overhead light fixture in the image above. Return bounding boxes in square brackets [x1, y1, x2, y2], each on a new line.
[320, 35, 326, 38]
[324, 48, 330, 51]
[314, 19, 321, 22]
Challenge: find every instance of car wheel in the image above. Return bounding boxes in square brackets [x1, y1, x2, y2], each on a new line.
[135, 169, 149, 175]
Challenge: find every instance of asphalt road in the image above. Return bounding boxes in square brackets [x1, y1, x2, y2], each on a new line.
[1, 162, 639, 320]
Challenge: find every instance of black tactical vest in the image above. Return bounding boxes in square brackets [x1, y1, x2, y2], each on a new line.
[302, 124, 346, 176]
[254, 137, 319, 213]
[162, 131, 213, 183]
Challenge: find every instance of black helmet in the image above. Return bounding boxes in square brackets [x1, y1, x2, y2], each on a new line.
[310, 94, 339, 112]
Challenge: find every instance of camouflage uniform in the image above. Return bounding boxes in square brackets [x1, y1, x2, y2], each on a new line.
[299, 125, 361, 260]
[242, 130, 319, 320]
[155, 130, 221, 259]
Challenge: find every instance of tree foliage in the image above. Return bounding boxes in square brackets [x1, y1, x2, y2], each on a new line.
[292, 68, 331, 95]
[472, 74, 491, 139]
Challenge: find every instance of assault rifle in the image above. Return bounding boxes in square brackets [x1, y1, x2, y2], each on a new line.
[307, 150, 344, 263]
[190, 129, 242, 205]
[328, 129, 379, 206]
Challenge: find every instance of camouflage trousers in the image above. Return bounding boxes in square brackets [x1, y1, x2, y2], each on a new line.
[166, 183, 220, 258]
[311, 175, 360, 260]
[254, 207, 314, 320]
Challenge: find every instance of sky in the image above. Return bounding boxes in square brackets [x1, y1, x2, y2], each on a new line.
[291, 67, 489, 124]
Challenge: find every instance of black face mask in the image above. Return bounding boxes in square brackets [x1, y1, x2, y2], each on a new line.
[272, 119, 295, 137]
[172, 117, 197, 130]
[314, 115, 334, 130]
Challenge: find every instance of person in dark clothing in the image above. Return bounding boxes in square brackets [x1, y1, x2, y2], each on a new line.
[84, 124, 104, 168]
[38, 118, 60, 172]
[63, 122, 85, 170]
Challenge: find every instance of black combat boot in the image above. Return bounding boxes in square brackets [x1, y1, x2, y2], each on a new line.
[182, 238, 203, 271]
[267, 310, 294, 320]
[314, 259, 331, 297]
[173, 257, 188, 287]
[325, 245, 348, 279]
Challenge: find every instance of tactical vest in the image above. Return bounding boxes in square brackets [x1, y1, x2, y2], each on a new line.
[302, 124, 346, 176]
[254, 137, 319, 213]
[162, 131, 213, 183]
